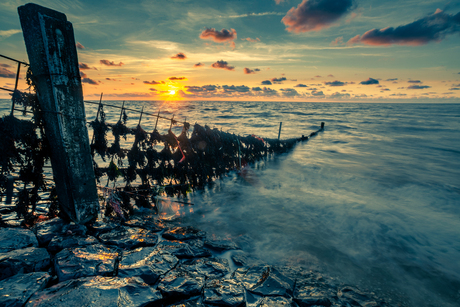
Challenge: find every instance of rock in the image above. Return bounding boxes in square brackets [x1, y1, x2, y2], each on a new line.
[31, 218, 67, 246]
[26, 276, 162, 306]
[156, 240, 211, 259]
[203, 278, 245, 306]
[184, 257, 231, 279]
[54, 243, 118, 282]
[99, 226, 158, 250]
[123, 218, 164, 232]
[158, 267, 205, 300]
[61, 223, 87, 236]
[231, 253, 263, 267]
[0, 272, 51, 307]
[118, 247, 178, 284]
[294, 281, 334, 307]
[236, 265, 295, 297]
[259, 296, 294, 306]
[86, 220, 119, 237]
[167, 296, 204, 306]
[0, 227, 38, 253]
[338, 286, 380, 307]
[162, 226, 206, 241]
[0, 247, 50, 281]
[204, 238, 240, 252]
[47, 235, 99, 254]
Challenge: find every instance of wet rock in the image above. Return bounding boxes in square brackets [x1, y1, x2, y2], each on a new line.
[47, 235, 99, 254]
[203, 278, 245, 306]
[162, 226, 206, 241]
[245, 290, 264, 307]
[123, 218, 164, 232]
[31, 218, 66, 246]
[54, 243, 118, 282]
[26, 276, 162, 306]
[167, 296, 204, 306]
[0, 272, 51, 307]
[338, 286, 380, 307]
[236, 265, 295, 297]
[99, 226, 158, 250]
[294, 280, 334, 307]
[118, 247, 178, 284]
[259, 296, 294, 306]
[0, 227, 38, 253]
[61, 223, 87, 236]
[204, 238, 240, 252]
[0, 247, 50, 281]
[86, 220, 119, 237]
[158, 267, 205, 300]
[231, 253, 263, 267]
[156, 240, 211, 259]
[185, 257, 231, 279]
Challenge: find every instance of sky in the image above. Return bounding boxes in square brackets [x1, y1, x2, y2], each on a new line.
[1, 0, 460, 102]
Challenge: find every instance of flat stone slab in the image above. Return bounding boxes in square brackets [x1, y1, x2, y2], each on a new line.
[156, 240, 211, 259]
[118, 247, 178, 284]
[31, 218, 67, 246]
[0, 228, 38, 253]
[236, 265, 295, 297]
[47, 235, 99, 254]
[162, 226, 206, 241]
[203, 278, 245, 306]
[0, 247, 50, 281]
[0, 272, 51, 307]
[123, 218, 164, 232]
[99, 226, 158, 249]
[54, 243, 118, 282]
[26, 276, 162, 306]
[158, 267, 205, 300]
[184, 257, 231, 279]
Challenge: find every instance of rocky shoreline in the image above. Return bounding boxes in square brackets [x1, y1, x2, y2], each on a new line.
[0, 211, 390, 306]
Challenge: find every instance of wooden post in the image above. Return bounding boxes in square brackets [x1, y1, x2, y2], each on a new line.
[18, 3, 99, 224]
[278, 122, 282, 140]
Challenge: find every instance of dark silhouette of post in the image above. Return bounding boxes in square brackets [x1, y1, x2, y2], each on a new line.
[18, 3, 99, 224]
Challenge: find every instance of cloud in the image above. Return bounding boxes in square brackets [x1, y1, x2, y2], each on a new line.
[143, 80, 164, 85]
[82, 78, 99, 85]
[171, 53, 187, 60]
[295, 84, 308, 87]
[200, 28, 237, 42]
[275, 0, 285, 4]
[330, 36, 345, 46]
[348, 10, 460, 46]
[0, 66, 16, 78]
[449, 87, 460, 90]
[244, 68, 260, 74]
[0, 29, 21, 38]
[185, 85, 219, 93]
[282, 0, 355, 33]
[315, 75, 322, 78]
[280, 88, 300, 97]
[327, 74, 334, 77]
[311, 90, 325, 96]
[386, 78, 398, 81]
[261, 80, 272, 85]
[243, 37, 260, 43]
[408, 80, 422, 83]
[80, 71, 87, 78]
[211, 60, 235, 71]
[324, 80, 346, 86]
[194, 62, 205, 68]
[330, 92, 351, 98]
[100, 60, 124, 66]
[390, 93, 407, 96]
[360, 77, 379, 85]
[76, 42, 85, 49]
[223, 85, 250, 92]
[169, 77, 187, 81]
[271, 77, 287, 84]
[407, 85, 431, 89]
[105, 78, 118, 81]
[79, 63, 97, 70]
[103, 92, 158, 98]
[254, 87, 278, 96]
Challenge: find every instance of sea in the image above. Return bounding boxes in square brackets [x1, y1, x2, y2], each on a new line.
[2, 99, 460, 306]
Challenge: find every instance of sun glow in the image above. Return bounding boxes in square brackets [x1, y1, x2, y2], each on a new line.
[169, 90, 176, 95]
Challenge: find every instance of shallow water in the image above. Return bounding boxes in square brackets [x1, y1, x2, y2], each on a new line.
[2, 99, 460, 306]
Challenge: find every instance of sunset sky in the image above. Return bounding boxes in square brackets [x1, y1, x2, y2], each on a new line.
[1, 0, 460, 102]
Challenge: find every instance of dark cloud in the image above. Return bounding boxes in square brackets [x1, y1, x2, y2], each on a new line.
[244, 68, 260, 74]
[261, 80, 272, 85]
[330, 92, 351, 98]
[390, 93, 407, 96]
[223, 85, 250, 93]
[408, 80, 422, 83]
[80, 71, 87, 78]
[103, 92, 158, 98]
[143, 80, 163, 85]
[252, 87, 262, 91]
[282, 0, 355, 32]
[325, 80, 346, 86]
[271, 77, 287, 84]
[280, 88, 300, 97]
[76, 42, 85, 49]
[194, 62, 205, 68]
[169, 77, 187, 81]
[200, 28, 237, 42]
[185, 85, 218, 93]
[386, 78, 398, 81]
[449, 87, 460, 90]
[348, 10, 460, 46]
[149, 88, 157, 92]
[105, 78, 118, 81]
[327, 74, 334, 77]
[171, 53, 187, 60]
[257, 87, 278, 96]
[0, 64, 11, 68]
[360, 77, 379, 85]
[407, 85, 431, 89]
[79, 63, 97, 70]
[100, 60, 124, 66]
[82, 78, 99, 85]
[211, 60, 235, 71]
[295, 84, 308, 87]
[0, 66, 16, 78]
[380, 88, 391, 91]
[311, 90, 325, 96]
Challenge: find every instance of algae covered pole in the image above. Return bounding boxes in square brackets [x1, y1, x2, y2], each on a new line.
[18, 3, 99, 224]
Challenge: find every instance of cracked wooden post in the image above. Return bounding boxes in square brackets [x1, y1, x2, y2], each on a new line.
[18, 3, 99, 224]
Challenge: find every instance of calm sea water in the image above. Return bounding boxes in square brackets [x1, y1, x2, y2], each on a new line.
[2, 99, 460, 306]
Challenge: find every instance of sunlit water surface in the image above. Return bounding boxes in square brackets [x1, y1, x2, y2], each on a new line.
[2, 99, 460, 306]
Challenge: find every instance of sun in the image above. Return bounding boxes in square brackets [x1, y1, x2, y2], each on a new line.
[169, 90, 176, 95]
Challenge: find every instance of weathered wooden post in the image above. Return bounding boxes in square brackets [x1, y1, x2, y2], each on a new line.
[18, 3, 99, 224]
